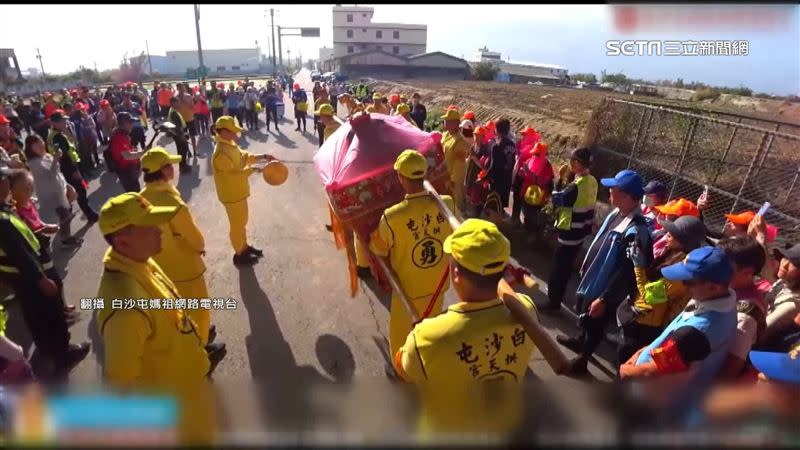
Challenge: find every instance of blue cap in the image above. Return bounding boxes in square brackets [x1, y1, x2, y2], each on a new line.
[661, 246, 733, 285]
[749, 350, 800, 384]
[601, 169, 644, 199]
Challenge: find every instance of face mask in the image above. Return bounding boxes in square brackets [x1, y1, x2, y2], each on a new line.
[644, 196, 654, 207]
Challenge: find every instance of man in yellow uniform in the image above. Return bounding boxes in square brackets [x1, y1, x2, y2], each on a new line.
[394, 218, 537, 436]
[177, 83, 198, 158]
[370, 150, 455, 366]
[139, 147, 216, 346]
[440, 109, 471, 213]
[211, 116, 276, 266]
[365, 93, 390, 115]
[396, 103, 418, 128]
[316, 103, 341, 143]
[95, 192, 220, 444]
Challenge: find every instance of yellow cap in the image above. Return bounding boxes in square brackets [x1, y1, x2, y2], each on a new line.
[372, 92, 382, 100]
[396, 103, 411, 115]
[215, 115, 243, 133]
[393, 149, 428, 180]
[441, 109, 461, 121]
[444, 219, 510, 275]
[315, 103, 334, 117]
[99, 192, 179, 235]
[140, 147, 182, 173]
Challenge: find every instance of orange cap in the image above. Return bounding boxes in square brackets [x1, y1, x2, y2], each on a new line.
[474, 126, 487, 135]
[725, 210, 756, 225]
[654, 198, 700, 218]
[532, 142, 548, 156]
[463, 111, 476, 120]
[389, 94, 400, 103]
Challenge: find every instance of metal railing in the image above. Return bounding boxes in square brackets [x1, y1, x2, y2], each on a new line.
[587, 98, 800, 245]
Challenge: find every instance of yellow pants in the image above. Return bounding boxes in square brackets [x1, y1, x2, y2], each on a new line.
[389, 292, 445, 359]
[223, 199, 249, 254]
[174, 275, 211, 345]
[354, 233, 370, 268]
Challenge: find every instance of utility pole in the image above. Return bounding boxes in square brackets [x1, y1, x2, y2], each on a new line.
[269, 8, 277, 75]
[35, 48, 45, 78]
[145, 40, 153, 75]
[277, 25, 283, 68]
[287, 49, 291, 70]
[194, 4, 205, 78]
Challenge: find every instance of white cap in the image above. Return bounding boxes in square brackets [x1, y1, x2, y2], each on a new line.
[460, 119, 474, 130]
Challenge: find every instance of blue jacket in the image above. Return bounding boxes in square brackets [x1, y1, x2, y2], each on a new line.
[576, 208, 653, 310]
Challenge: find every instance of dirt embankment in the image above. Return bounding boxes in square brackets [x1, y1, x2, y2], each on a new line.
[363, 79, 800, 156]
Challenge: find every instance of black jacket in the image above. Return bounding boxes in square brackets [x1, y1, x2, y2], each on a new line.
[0, 204, 46, 286]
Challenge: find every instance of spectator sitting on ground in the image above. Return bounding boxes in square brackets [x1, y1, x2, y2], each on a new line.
[616, 216, 707, 364]
[758, 243, 800, 351]
[620, 246, 738, 424]
[715, 236, 772, 381]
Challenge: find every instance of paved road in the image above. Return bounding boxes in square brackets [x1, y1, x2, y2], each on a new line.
[7, 69, 619, 440]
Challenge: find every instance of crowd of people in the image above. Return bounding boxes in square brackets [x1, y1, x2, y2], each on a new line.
[0, 75, 797, 442]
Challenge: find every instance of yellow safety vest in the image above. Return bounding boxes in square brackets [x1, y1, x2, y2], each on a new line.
[0, 210, 42, 275]
[168, 107, 187, 129]
[555, 174, 598, 231]
[46, 129, 81, 164]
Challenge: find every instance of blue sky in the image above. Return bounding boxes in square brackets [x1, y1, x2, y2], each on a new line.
[3, 4, 798, 95]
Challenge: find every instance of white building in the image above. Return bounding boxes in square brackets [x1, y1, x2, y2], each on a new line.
[165, 48, 262, 75]
[332, 5, 426, 59]
[471, 47, 569, 84]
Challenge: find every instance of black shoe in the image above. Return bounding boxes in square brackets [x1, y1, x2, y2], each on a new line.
[564, 356, 590, 377]
[86, 213, 99, 224]
[206, 342, 227, 375]
[539, 302, 562, 316]
[58, 342, 91, 374]
[233, 252, 259, 266]
[294, 128, 301, 131]
[207, 325, 217, 345]
[384, 362, 399, 381]
[357, 266, 372, 280]
[325, 224, 333, 232]
[556, 334, 584, 354]
[245, 245, 264, 257]
[61, 236, 83, 247]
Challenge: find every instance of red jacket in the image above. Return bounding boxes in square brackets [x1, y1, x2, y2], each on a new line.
[109, 129, 139, 170]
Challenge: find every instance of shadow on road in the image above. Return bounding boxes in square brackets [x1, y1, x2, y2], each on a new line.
[236, 265, 357, 433]
[177, 160, 202, 203]
[52, 220, 98, 279]
[270, 131, 297, 149]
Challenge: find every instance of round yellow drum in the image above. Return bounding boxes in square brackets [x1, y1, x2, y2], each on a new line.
[262, 161, 289, 186]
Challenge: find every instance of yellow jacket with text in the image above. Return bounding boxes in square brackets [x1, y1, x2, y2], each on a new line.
[139, 181, 206, 283]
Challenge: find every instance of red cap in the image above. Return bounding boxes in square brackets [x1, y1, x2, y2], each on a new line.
[217, 83, 224, 88]
[447, 104, 458, 110]
[463, 111, 475, 121]
[100, 99, 110, 108]
[522, 126, 538, 136]
[725, 211, 757, 225]
[473, 126, 487, 135]
[237, 80, 243, 86]
[0, 115, 9, 125]
[532, 142, 548, 156]
[389, 94, 400, 103]
[486, 120, 496, 130]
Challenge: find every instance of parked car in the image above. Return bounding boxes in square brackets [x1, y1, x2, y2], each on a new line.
[311, 71, 322, 81]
